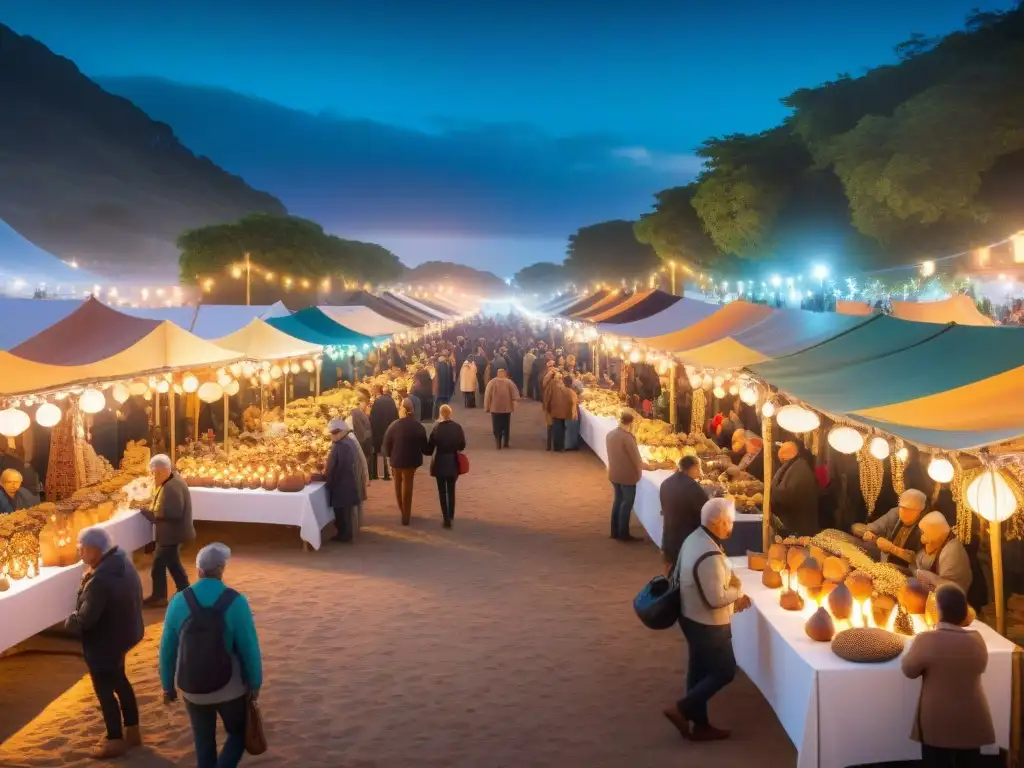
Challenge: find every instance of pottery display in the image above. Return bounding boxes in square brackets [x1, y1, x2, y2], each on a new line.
[822, 556, 850, 582]
[780, 590, 805, 611]
[828, 581, 854, 620]
[898, 579, 929, 615]
[277, 473, 305, 493]
[762, 568, 783, 589]
[747, 551, 767, 571]
[787, 546, 808, 573]
[845, 571, 874, 602]
[871, 595, 897, 628]
[797, 558, 823, 589]
[805, 606, 835, 642]
[768, 543, 787, 572]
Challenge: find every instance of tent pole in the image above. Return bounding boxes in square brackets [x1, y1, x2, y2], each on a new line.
[283, 371, 289, 418]
[223, 393, 230, 457]
[192, 393, 199, 442]
[669, 362, 677, 431]
[154, 391, 160, 428]
[315, 359, 322, 403]
[169, 391, 176, 464]
[761, 413, 774, 554]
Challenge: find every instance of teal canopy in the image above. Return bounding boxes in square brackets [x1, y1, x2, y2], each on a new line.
[267, 308, 381, 349]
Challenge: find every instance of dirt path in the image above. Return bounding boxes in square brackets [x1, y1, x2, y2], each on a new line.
[0, 399, 795, 767]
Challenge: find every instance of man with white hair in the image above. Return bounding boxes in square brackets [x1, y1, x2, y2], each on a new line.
[139, 454, 195, 607]
[325, 418, 364, 542]
[665, 497, 751, 742]
[159, 543, 262, 768]
[0, 467, 39, 513]
[853, 488, 928, 565]
[65, 526, 144, 758]
[913, 511, 973, 593]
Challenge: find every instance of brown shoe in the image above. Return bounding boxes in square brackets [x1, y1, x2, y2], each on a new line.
[91, 739, 128, 759]
[662, 707, 691, 740]
[125, 725, 142, 747]
[691, 724, 731, 741]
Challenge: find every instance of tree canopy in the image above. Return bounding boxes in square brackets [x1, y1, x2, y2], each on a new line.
[563, 220, 660, 285]
[177, 213, 403, 286]
[513, 262, 567, 293]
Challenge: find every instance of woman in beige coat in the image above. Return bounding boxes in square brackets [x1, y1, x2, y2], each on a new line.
[901, 583, 994, 766]
[460, 359, 478, 408]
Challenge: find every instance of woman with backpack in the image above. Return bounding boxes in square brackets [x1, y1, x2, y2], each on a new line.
[159, 543, 262, 768]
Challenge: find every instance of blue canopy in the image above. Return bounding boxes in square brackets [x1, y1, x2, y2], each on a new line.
[267, 308, 380, 348]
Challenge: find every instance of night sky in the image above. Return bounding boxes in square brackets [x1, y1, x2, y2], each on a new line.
[4, 0, 1010, 274]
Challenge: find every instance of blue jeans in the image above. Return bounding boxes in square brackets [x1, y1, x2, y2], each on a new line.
[677, 617, 736, 727]
[185, 694, 248, 768]
[565, 417, 580, 450]
[610, 482, 636, 539]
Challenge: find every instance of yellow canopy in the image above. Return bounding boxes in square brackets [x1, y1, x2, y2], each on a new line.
[890, 295, 993, 326]
[674, 337, 771, 369]
[638, 301, 774, 352]
[0, 323, 246, 397]
[569, 290, 622, 318]
[213, 318, 322, 361]
[586, 290, 653, 322]
[836, 300, 874, 317]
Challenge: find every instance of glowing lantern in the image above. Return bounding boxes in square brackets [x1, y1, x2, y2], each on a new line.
[111, 383, 130, 404]
[728, 384, 739, 396]
[155, 380, 170, 394]
[182, 374, 200, 393]
[217, 371, 233, 388]
[270, 365, 283, 380]
[776, 404, 820, 433]
[229, 363, 243, 378]
[701, 374, 713, 389]
[761, 401, 776, 418]
[289, 362, 301, 375]
[302, 359, 315, 373]
[896, 447, 909, 462]
[225, 379, 241, 396]
[197, 382, 224, 404]
[868, 437, 890, 460]
[35, 402, 62, 428]
[0, 408, 31, 438]
[79, 388, 106, 414]
[739, 385, 758, 405]
[827, 426, 863, 455]
[129, 381, 149, 396]
[712, 386, 726, 399]
[628, 350, 641, 364]
[966, 469, 1016, 523]
[927, 456, 955, 484]
[259, 371, 272, 386]
[242, 362, 256, 377]
[688, 374, 702, 389]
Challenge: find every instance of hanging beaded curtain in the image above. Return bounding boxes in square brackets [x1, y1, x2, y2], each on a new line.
[811, 426, 821, 458]
[689, 387, 706, 437]
[857, 443, 884, 518]
[995, 463, 1024, 541]
[950, 455, 974, 544]
[890, 438, 906, 497]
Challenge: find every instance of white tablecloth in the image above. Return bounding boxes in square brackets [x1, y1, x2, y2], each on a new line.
[729, 557, 1013, 767]
[0, 509, 154, 653]
[189, 482, 334, 550]
[579, 406, 762, 554]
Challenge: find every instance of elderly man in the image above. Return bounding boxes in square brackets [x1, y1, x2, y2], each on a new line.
[139, 454, 195, 607]
[484, 367, 520, 450]
[160, 543, 262, 768]
[66, 526, 144, 758]
[665, 497, 751, 742]
[325, 418, 363, 543]
[659, 455, 708, 573]
[853, 488, 927, 565]
[914, 511, 973, 593]
[0, 468, 39, 513]
[737, 436, 765, 482]
[606, 411, 652, 542]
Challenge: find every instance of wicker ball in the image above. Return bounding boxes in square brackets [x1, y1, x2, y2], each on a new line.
[831, 627, 905, 663]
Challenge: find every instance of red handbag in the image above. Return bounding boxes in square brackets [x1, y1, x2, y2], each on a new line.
[456, 452, 470, 475]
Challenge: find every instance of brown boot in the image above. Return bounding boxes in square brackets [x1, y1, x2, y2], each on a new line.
[691, 724, 731, 741]
[91, 739, 128, 759]
[125, 725, 142, 747]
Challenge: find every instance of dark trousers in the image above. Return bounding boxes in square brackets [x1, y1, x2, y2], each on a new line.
[88, 655, 138, 741]
[526, 376, 536, 400]
[676, 617, 737, 727]
[419, 395, 434, 422]
[463, 391, 476, 408]
[150, 544, 189, 600]
[610, 482, 636, 539]
[394, 467, 416, 524]
[491, 413, 511, 446]
[436, 476, 456, 521]
[921, 745, 981, 768]
[333, 506, 353, 541]
[552, 418, 566, 452]
[184, 694, 248, 768]
[372, 452, 391, 480]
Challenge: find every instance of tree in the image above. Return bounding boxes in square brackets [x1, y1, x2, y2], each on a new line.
[633, 184, 722, 270]
[513, 262, 567, 293]
[563, 220, 660, 285]
[324, 236, 404, 284]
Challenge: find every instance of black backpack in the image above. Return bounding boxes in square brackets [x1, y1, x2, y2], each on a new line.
[177, 587, 239, 695]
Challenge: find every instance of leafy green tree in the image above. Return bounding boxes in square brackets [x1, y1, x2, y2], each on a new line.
[513, 262, 567, 293]
[324, 236, 404, 284]
[563, 220, 660, 285]
[633, 184, 722, 270]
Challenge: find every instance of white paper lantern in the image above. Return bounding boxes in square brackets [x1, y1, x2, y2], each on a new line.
[270, 365, 283, 380]
[182, 373, 200, 393]
[896, 447, 909, 462]
[217, 371, 233, 388]
[302, 359, 315, 373]
[712, 386, 726, 399]
[229, 363, 243, 378]
[143, 391, 153, 401]
[155, 380, 170, 394]
[827, 426, 863, 455]
[0, 408, 31, 438]
[713, 375, 724, 388]
[259, 371, 272, 385]
[225, 379, 241, 396]
[701, 374, 713, 389]
[79, 388, 106, 414]
[111, 383, 130, 404]
[868, 437, 890, 460]
[197, 382, 224, 404]
[129, 380, 149, 396]
[35, 402, 62, 428]
[739, 385, 759, 405]
[776, 404, 820, 433]
[761, 401, 776, 418]
[242, 362, 256, 377]
[261, 361, 272, 371]
[628, 350, 641, 364]
[688, 374, 702, 389]
[927, 456, 955, 484]
[966, 469, 1017, 523]
[728, 384, 739, 396]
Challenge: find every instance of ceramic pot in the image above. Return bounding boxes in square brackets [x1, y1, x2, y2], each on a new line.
[828, 582, 853, 620]
[805, 606, 835, 642]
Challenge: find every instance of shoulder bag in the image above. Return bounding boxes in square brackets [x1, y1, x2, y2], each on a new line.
[245, 695, 268, 755]
[456, 452, 470, 475]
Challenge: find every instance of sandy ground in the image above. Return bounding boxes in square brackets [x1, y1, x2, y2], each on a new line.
[0, 399, 796, 767]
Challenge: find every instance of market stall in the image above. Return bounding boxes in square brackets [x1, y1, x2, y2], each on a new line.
[596, 289, 680, 324]
[320, 305, 415, 336]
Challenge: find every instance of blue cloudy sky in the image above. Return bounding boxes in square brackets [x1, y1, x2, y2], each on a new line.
[4, 0, 1009, 274]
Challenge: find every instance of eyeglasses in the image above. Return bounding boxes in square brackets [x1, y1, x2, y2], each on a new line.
[329, 429, 342, 435]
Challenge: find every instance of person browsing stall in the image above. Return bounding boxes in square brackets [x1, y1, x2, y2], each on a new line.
[139, 454, 194, 607]
[659, 455, 708, 574]
[852, 488, 927, 565]
[913, 512, 973, 593]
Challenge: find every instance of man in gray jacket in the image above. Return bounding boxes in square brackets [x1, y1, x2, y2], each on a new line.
[140, 454, 195, 607]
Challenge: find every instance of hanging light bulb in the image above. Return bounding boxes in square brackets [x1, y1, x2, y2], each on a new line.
[229, 363, 243, 378]
[0, 408, 30, 438]
[712, 386, 726, 399]
[688, 374, 703, 389]
[776, 404, 820, 433]
[868, 437, 890, 460]
[628, 349, 641, 363]
[35, 402, 62, 428]
[225, 379, 241, 396]
[701, 374, 713, 389]
[242, 361, 256, 377]
[182, 373, 200, 393]
[302, 359, 315, 373]
[966, 468, 1017, 523]
[79, 388, 106, 414]
[128, 380, 149, 396]
[217, 371, 233, 388]
[761, 400, 776, 418]
[728, 384, 739, 396]
[739, 384, 759, 405]
[289, 361, 301, 375]
[155, 380, 170, 394]
[197, 382, 224, 404]
[111, 383, 130, 404]
[827, 426, 863, 455]
[270, 365, 283, 380]
[896, 447, 909, 462]
[927, 456, 955, 484]
[259, 371, 272, 385]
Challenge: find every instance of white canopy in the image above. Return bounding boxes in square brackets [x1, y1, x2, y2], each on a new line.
[190, 301, 292, 338]
[890, 295, 994, 326]
[320, 305, 412, 336]
[212, 318, 322, 360]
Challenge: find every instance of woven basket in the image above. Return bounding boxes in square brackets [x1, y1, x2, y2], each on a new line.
[831, 627, 905, 663]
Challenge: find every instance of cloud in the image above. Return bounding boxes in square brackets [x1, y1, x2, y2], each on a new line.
[97, 77, 700, 245]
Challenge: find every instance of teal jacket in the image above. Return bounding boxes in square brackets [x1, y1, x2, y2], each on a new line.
[158, 578, 263, 694]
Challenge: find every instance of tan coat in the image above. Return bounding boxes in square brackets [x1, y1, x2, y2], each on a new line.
[901, 624, 995, 749]
[459, 362, 478, 393]
[544, 382, 575, 420]
[484, 377, 520, 414]
[605, 426, 643, 485]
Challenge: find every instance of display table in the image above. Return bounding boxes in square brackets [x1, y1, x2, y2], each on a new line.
[189, 482, 334, 550]
[729, 557, 1014, 768]
[0, 509, 154, 653]
[578, 406, 762, 555]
